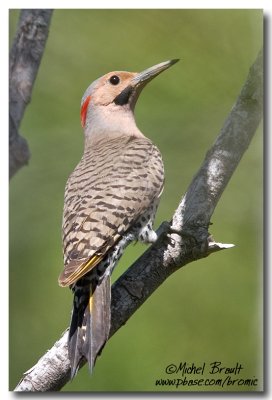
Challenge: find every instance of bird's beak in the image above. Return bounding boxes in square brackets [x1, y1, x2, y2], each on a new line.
[131, 59, 179, 88]
[113, 59, 179, 107]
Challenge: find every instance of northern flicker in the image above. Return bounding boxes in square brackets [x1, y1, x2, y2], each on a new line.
[58, 59, 179, 378]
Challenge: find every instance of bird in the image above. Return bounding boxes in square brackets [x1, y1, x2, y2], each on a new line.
[58, 59, 179, 378]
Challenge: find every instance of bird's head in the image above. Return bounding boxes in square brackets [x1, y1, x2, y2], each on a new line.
[80, 59, 179, 138]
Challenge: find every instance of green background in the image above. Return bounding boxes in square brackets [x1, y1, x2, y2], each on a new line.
[9, 9, 263, 392]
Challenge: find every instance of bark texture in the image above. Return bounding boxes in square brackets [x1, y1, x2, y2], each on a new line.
[9, 9, 53, 179]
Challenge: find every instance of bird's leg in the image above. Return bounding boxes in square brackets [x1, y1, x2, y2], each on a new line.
[156, 220, 185, 237]
[156, 221, 194, 240]
[155, 221, 184, 247]
[156, 220, 212, 257]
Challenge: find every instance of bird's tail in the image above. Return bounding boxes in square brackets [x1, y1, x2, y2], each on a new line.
[68, 274, 111, 378]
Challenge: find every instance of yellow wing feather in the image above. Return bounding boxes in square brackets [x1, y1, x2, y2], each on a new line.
[58, 254, 103, 287]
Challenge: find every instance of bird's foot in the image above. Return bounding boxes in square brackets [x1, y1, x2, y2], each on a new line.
[156, 220, 197, 242]
[156, 221, 213, 257]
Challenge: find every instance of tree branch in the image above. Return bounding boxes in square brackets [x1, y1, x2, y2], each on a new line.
[9, 9, 53, 179]
[14, 49, 263, 392]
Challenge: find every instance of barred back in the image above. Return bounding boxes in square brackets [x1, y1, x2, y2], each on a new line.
[59, 134, 164, 286]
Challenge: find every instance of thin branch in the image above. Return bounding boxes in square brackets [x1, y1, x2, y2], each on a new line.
[14, 49, 263, 392]
[9, 9, 53, 179]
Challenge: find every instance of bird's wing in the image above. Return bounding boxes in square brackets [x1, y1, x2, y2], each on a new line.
[58, 135, 164, 287]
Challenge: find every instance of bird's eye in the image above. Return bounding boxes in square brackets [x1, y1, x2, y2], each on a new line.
[109, 75, 120, 85]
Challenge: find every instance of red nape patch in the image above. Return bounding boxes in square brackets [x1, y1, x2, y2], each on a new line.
[80, 95, 91, 128]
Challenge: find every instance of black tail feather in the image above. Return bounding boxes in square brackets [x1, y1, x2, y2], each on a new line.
[68, 275, 111, 378]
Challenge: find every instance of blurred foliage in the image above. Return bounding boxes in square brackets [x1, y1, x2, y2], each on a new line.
[9, 9, 262, 392]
